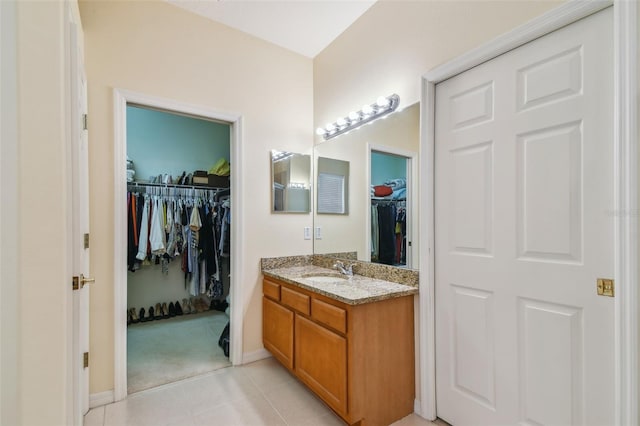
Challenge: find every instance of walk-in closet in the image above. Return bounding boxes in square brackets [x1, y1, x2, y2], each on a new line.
[125, 105, 232, 393]
[370, 151, 408, 267]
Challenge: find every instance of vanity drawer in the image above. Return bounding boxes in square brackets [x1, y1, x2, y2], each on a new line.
[263, 279, 281, 301]
[312, 298, 347, 334]
[281, 286, 310, 315]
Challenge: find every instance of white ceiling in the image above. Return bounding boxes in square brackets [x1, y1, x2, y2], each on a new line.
[167, 0, 377, 58]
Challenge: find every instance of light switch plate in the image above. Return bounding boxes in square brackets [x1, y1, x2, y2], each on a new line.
[315, 226, 322, 240]
[304, 227, 311, 240]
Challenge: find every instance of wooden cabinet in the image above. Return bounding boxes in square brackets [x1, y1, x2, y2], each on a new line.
[296, 315, 348, 415]
[263, 296, 294, 369]
[262, 276, 415, 426]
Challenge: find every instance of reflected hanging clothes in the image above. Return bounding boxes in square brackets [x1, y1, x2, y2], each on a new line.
[377, 204, 396, 265]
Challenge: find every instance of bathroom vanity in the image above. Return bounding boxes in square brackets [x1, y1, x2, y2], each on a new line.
[261, 261, 418, 426]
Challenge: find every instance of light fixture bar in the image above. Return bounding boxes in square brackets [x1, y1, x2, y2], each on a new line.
[317, 94, 400, 141]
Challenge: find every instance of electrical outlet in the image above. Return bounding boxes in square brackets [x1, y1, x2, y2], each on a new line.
[304, 227, 311, 240]
[315, 226, 322, 240]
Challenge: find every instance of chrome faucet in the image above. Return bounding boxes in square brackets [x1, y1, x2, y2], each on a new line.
[333, 261, 354, 276]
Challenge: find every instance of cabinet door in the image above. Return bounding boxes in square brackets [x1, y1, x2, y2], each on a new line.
[263, 297, 294, 369]
[295, 315, 348, 416]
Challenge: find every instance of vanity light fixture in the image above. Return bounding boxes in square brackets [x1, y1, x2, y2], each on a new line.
[316, 94, 400, 141]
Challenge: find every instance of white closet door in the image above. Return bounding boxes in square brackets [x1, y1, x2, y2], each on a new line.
[435, 8, 614, 425]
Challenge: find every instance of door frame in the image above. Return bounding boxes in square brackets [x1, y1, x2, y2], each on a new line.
[113, 89, 244, 401]
[0, 0, 18, 424]
[366, 144, 418, 268]
[418, 0, 637, 423]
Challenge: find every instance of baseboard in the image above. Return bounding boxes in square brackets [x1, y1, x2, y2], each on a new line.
[89, 390, 115, 409]
[414, 399, 422, 417]
[242, 348, 271, 364]
[414, 398, 438, 421]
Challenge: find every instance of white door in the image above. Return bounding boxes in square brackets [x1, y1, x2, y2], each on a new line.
[70, 17, 91, 426]
[435, 8, 613, 425]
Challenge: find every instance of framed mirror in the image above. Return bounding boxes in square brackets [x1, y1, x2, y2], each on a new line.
[271, 150, 311, 213]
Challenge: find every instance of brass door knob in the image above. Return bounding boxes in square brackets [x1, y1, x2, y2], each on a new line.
[73, 275, 95, 290]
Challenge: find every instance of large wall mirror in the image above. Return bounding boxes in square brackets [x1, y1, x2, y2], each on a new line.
[271, 150, 311, 213]
[313, 102, 420, 269]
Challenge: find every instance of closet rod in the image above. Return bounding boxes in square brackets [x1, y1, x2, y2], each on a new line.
[127, 181, 227, 191]
[371, 197, 406, 203]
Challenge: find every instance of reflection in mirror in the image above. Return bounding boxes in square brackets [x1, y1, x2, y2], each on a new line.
[313, 103, 419, 268]
[371, 152, 409, 266]
[317, 157, 349, 215]
[271, 150, 311, 213]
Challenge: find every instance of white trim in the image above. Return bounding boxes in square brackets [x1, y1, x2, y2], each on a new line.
[418, 78, 437, 420]
[242, 348, 272, 364]
[113, 89, 243, 401]
[0, 1, 18, 425]
[613, 1, 638, 425]
[419, 0, 637, 422]
[413, 399, 422, 417]
[367, 144, 418, 269]
[89, 390, 114, 409]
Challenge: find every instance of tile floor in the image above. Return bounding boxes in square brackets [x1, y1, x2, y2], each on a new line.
[85, 357, 442, 426]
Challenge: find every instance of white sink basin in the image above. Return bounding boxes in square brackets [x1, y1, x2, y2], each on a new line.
[302, 275, 349, 283]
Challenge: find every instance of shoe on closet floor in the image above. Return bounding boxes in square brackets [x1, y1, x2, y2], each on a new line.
[168, 302, 176, 317]
[210, 299, 228, 312]
[175, 300, 183, 315]
[145, 306, 156, 322]
[154, 304, 162, 320]
[192, 297, 204, 313]
[139, 307, 146, 323]
[161, 302, 170, 319]
[130, 308, 140, 324]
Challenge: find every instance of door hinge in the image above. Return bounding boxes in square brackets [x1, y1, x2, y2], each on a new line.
[597, 278, 614, 297]
[84, 233, 90, 249]
[82, 114, 88, 130]
[83, 352, 89, 369]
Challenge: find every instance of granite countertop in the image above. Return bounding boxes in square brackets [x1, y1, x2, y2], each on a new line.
[263, 265, 418, 305]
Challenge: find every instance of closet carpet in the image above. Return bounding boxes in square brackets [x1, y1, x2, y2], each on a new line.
[127, 310, 231, 394]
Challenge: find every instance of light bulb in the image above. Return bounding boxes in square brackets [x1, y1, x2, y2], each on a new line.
[326, 123, 336, 132]
[336, 117, 347, 127]
[348, 111, 360, 121]
[316, 127, 325, 135]
[376, 96, 390, 108]
[362, 104, 374, 115]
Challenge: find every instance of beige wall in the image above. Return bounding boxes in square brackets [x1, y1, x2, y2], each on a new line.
[80, 0, 313, 394]
[314, 0, 562, 133]
[14, 1, 75, 424]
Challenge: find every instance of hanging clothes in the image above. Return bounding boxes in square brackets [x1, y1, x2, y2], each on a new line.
[371, 204, 379, 260]
[150, 197, 167, 255]
[127, 193, 138, 271]
[377, 203, 397, 265]
[136, 196, 150, 261]
[127, 184, 231, 298]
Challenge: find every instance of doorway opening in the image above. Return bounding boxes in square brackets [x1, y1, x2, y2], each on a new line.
[125, 104, 232, 393]
[113, 89, 243, 401]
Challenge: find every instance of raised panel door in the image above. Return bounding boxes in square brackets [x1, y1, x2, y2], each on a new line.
[295, 315, 348, 416]
[435, 8, 614, 425]
[263, 297, 294, 369]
